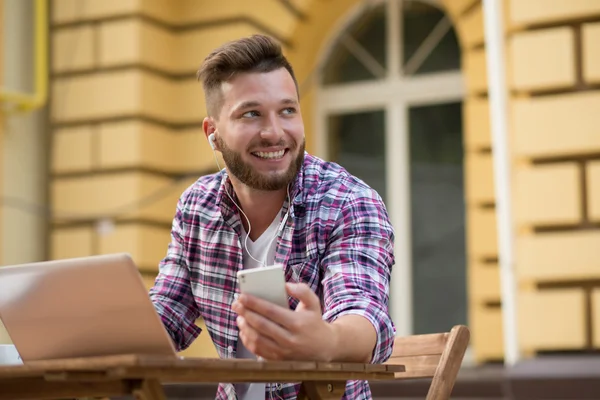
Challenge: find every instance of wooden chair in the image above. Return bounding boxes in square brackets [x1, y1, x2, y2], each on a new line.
[384, 325, 470, 400]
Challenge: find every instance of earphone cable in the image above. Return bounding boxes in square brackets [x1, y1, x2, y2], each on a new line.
[211, 140, 289, 268]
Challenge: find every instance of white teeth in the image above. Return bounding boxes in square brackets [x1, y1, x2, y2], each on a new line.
[254, 150, 285, 159]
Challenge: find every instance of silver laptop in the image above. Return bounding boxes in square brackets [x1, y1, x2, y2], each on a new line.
[0, 253, 177, 363]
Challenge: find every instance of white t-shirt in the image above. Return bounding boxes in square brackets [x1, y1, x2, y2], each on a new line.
[235, 211, 281, 400]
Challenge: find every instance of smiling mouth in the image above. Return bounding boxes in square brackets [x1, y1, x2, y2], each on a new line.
[252, 149, 287, 160]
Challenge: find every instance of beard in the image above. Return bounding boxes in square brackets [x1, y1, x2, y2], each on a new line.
[216, 136, 305, 191]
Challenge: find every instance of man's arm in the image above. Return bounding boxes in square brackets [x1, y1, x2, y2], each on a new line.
[231, 187, 395, 363]
[320, 187, 396, 364]
[328, 315, 377, 363]
[149, 190, 202, 351]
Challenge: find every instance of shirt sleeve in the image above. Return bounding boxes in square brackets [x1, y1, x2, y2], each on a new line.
[149, 189, 202, 351]
[320, 187, 396, 364]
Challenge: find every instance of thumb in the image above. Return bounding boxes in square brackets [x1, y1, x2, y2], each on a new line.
[286, 283, 320, 312]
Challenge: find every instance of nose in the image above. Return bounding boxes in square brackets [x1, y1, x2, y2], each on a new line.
[260, 112, 284, 143]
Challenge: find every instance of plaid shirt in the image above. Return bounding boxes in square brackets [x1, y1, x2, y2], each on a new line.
[149, 153, 396, 399]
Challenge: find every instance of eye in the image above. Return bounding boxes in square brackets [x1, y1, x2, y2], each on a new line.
[282, 107, 297, 115]
[242, 110, 260, 118]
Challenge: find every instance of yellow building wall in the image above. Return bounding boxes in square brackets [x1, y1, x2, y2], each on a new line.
[452, 0, 600, 362]
[508, 0, 600, 356]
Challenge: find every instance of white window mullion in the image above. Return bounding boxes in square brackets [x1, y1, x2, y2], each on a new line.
[402, 72, 466, 105]
[386, 0, 402, 81]
[387, 101, 413, 337]
[403, 16, 452, 76]
[318, 81, 390, 113]
[314, 86, 329, 160]
[339, 34, 387, 79]
[318, 71, 464, 112]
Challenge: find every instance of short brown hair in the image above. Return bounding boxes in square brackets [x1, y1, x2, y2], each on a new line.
[197, 34, 299, 118]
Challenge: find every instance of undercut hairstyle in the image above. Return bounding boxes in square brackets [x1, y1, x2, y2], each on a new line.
[196, 34, 299, 118]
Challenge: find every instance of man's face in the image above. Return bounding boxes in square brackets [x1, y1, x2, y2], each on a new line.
[214, 68, 305, 191]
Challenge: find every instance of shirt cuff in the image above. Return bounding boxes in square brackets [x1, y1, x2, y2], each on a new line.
[153, 299, 202, 351]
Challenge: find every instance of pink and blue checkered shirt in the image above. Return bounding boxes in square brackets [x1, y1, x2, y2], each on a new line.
[149, 153, 396, 399]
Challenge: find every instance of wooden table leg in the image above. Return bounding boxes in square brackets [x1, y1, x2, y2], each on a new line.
[298, 381, 346, 400]
[130, 379, 166, 400]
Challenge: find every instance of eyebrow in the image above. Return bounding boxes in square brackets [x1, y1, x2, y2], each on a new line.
[233, 101, 260, 113]
[280, 98, 298, 106]
[231, 98, 298, 114]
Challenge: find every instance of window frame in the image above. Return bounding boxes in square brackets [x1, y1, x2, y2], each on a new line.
[314, 0, 466, 337]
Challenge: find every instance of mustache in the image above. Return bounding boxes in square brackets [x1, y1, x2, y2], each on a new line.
[249, 139, 295, 150]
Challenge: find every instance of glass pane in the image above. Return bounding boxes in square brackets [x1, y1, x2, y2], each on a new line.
[321, 49, 376, 85]
[402, 1, 461, 75]
[327, 110, 387, 204]
[322, 5, 387, 85]
[409, 102, 466, 334]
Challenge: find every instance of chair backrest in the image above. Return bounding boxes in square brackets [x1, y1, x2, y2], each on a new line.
[385, 325, 470, 400]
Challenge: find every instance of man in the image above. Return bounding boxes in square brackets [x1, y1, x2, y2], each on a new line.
[149, 34, 395, 400]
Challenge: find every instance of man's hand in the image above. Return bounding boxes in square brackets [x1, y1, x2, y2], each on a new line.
[232, 282, 337, 362]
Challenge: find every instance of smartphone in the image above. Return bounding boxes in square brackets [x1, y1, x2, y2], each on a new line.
[237, 264, 290, 309]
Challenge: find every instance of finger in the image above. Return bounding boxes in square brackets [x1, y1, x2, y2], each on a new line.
[238, 294, 297, 330]
[237, 316, 284, 360]
[286, 283, 321, 312]
[241, 307, 292, 347]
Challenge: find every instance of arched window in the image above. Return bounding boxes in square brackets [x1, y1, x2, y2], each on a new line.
[315, 0, 466, 337]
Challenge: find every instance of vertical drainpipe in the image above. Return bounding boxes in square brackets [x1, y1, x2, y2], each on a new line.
[482, 0, 520, 366]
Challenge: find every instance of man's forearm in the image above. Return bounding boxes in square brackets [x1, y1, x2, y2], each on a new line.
[328, 315, 377, 363]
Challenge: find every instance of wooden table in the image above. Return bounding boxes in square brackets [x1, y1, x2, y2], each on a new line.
[0, 354, 405, 400]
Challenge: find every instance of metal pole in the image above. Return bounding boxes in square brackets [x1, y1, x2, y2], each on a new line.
[482, 0, 520, 366]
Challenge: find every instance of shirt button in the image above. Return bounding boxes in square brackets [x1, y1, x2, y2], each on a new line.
[227, 346, 233, 353]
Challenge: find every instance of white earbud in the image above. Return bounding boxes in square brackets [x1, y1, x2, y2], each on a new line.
[208, 133, 216, 150]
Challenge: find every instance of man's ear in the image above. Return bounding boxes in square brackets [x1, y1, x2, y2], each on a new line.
[203, 117, 219, 150]
[202, 117, 215, 141]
